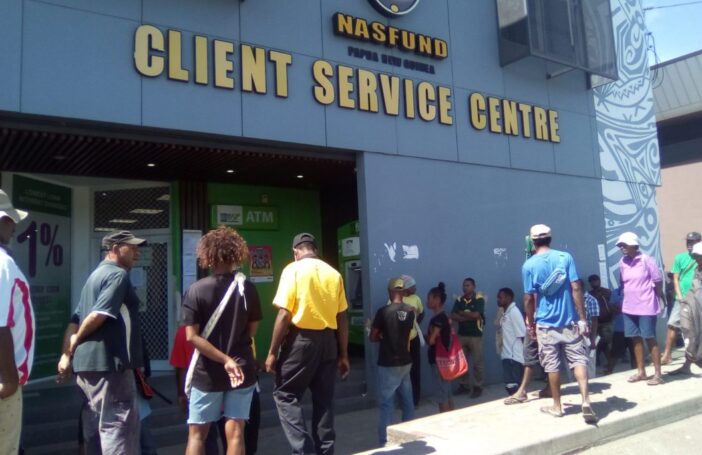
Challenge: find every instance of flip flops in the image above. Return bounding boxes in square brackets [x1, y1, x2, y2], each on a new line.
[504, 395, 527, 405]
[647, 375, 665, 386]
[540, 406, 563, 418]
[582, 405, 598, 424]
[627, 374, 646, 383]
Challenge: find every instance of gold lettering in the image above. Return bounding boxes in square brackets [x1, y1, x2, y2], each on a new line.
[379, 74, 400, 116]
[338, 65, 355, 109]
[134, 25, 164, 77]
[488, 97, 502, 133]
[469, 93, 487, 130]
[434, 40, 448, 59]
[518, 103, 533, 138]
[269, 51, 292, 98]
[194, 35, 208, 85]
[404, 79, 415, 119]
[417, 82, 436, 122]
[357, 69, 379, 113]
[213, 40, 234, 89]
[418, 35, 432, 55]
[167, 30, 189, 82]
[354, 19, 369, 40]
[549, 110, 561, 143]
[335, 13, 354, 36]
[312, 60, 335, 105]
[438, 86, 453, 125]
[371, 22, 386, 43]
[502, 100, 518, 135]
[400, 30, 416, 51]
[388, 27, 400, 47]
[241, 45, 266, 94]
[534, 107, 549, 141]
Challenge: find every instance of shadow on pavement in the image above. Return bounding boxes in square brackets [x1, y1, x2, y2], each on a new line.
[369, 440, 436, 455]
[561, 381, 612, 396]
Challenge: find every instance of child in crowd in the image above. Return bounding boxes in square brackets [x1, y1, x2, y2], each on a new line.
[496, 288, 526, 396]
[426, 282, 454, 413]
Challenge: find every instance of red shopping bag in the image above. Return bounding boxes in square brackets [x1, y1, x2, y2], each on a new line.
[435, 331, 468, 381]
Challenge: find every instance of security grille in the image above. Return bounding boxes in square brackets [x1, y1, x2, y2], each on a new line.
[94, 187, 170, 232]
[138, 242, 169, 360]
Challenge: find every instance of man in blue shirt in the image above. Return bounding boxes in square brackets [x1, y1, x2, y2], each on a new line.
[522, 224, 596, 423]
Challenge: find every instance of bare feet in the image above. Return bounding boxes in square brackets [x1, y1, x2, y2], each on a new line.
[661, 356, 672, 365]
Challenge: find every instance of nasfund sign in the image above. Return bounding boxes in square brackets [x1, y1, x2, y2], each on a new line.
[368, 0, 421, 17]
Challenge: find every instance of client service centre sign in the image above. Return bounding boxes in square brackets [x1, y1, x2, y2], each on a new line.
[133, 11, 561, 144]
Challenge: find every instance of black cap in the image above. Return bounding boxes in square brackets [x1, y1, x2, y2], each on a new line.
[102, 231, 147, 249]
[292, 232, 316, 249]
[687, 232, 702, 242]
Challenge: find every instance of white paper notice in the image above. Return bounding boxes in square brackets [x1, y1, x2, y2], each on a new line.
[598, 262, 609, 288]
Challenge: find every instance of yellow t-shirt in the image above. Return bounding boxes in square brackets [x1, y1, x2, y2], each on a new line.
[273, 257, 348, 330]
[386, 294, 424, 339]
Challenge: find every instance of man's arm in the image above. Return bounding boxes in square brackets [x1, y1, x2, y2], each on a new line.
[673, 272, 683, 301]
[57, 322, 78, 384]
[655, 281, 666, 306]
[185, 324, 244, 387]
[0, 327, 19, 399]
[69, 312, 109, 355]
[524, 293, 536, 338]
[336, 311, 350, 380]
[571, 281, 587, 325]
[265, 308, 292, 374]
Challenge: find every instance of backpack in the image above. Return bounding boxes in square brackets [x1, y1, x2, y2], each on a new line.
[680, 275, 702, 363]
[435, 329, 468, 381]
[538, 253, 569, 296]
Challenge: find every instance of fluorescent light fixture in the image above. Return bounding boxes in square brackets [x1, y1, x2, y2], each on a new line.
[156, 194, 170, 201]
[109, 219, 138, 224]
[296, 174, 304, 179]
[130, 208, 164, 215]
[94, 227, 115, 232]
[147, 163, 156, 167]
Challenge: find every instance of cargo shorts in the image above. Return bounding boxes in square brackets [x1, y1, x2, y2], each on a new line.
[536, 325, 589, 374]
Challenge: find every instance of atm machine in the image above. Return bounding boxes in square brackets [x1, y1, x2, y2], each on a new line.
[337, 221, 365, 348]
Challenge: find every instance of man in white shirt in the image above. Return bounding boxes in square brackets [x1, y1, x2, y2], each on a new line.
[497, 288, 526, 395]
[0, 189, 35, 455]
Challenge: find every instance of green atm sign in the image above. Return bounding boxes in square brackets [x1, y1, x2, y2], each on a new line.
[214, 205, 278, 230]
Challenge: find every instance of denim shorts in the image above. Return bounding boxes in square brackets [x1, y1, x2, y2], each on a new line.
[188, 384, 256, 424]
[623, 313, 657, 339]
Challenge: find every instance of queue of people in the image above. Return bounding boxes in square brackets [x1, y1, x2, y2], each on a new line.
[3, 193, 702, 454]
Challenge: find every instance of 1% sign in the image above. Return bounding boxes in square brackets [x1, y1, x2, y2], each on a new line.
[17, 221, 64, 278]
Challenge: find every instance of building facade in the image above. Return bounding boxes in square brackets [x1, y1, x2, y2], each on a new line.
[0, 0, 660, 391]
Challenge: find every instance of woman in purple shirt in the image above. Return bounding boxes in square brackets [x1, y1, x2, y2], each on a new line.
[617, 232, 666, 385]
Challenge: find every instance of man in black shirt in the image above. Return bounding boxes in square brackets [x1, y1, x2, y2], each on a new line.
[370, 277, 416, 447]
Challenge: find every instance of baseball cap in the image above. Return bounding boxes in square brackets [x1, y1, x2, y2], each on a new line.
[692, 243, 702, 256]
[292, 232, 316, 249]
[102, 231, 147, 249]
[388, 277, 405, 291]
[530, 224, 552, 240]
[401, 274, 416, 288]
[616, 232, 639, 247]
[686, 232, 702, 243]
[0, 190, 29, 224]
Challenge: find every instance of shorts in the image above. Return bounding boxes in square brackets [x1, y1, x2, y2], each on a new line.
[623, 313, 657, 339]
[611, 331, 628, 358]
[502, 359, 524, 388]
[667, 301, 681, 329]
[522, 333, 540, 367]
[0, 386, 22, 455]
[188, 384, 256, 424]
[430, 364, 453, 404]
[536, 325, 589, 374]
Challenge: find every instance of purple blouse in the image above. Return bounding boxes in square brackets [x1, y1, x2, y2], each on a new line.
[619, 253, 662, 316]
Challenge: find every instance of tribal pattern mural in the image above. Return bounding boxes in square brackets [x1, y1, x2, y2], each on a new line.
[593, 0, 662, 285]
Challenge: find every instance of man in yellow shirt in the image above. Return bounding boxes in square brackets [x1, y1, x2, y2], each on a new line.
[265, 233, 349, 455]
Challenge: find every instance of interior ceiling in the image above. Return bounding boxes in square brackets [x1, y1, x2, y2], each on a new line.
[0, 118, 357, 190]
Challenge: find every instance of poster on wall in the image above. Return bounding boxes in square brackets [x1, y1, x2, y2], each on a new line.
[11, 175, 72, 379]
[248, 245, 273, 283]
[182, 230, 201, 295]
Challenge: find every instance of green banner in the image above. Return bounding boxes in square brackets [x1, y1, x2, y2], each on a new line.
[12, 174, 72, 217]
[213, 205, 279, 230]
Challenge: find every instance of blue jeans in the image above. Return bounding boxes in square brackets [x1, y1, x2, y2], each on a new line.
[377, 364, 414, 446]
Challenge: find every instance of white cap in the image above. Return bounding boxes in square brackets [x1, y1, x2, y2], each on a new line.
[0, 190, 28, 224]
[616, 232, 639, 247]
[692, 243, 702, 256]
[530, 224, 552, 239]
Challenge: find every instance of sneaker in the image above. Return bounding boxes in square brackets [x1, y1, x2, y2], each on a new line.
[470, 386, 482, 398]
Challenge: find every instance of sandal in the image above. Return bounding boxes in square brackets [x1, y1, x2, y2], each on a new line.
[647, 376, 664, 386]
[582, 405, 598, 424]
[504, 395, 527, 405]
[540, 406, 563, 418]
[627, 374, 646, 383]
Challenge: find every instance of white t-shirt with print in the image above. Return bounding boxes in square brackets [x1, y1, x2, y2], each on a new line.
[0, 247, 35, 385]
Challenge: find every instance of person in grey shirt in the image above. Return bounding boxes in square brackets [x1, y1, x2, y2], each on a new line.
[68, 230, 146, 455]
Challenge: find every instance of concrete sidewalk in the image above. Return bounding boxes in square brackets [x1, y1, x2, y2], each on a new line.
[363, 357, 702, 455]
